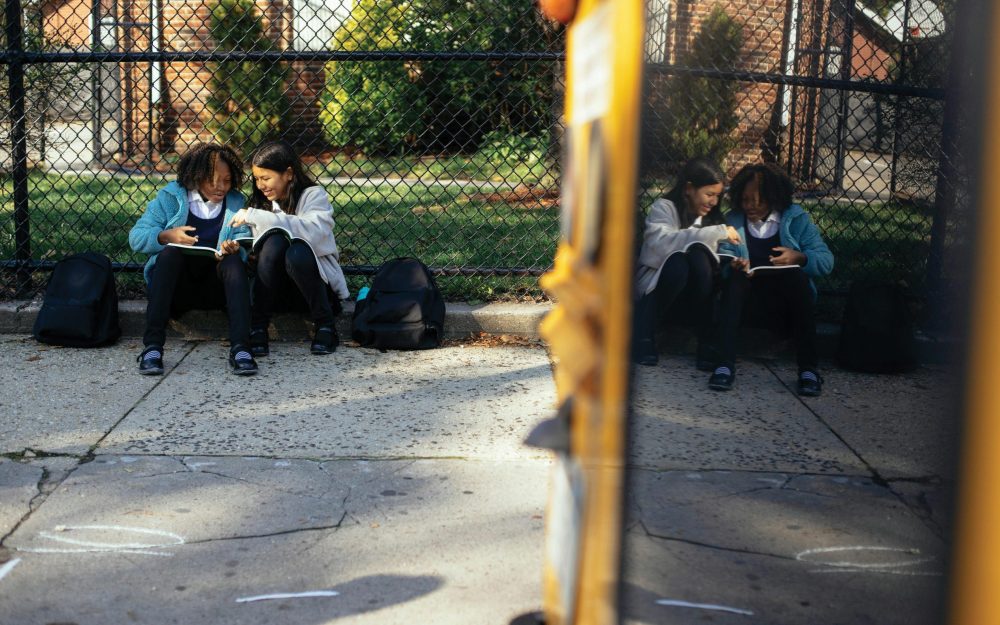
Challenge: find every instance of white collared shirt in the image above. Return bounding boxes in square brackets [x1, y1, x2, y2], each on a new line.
[187, 190, 224, 220]
[747, 211, 781, 239]
[270, 200, 286, 214]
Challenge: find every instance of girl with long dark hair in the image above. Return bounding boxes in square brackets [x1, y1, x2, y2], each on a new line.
[231, 141, 349, 356]
[632, 157, 741, 367]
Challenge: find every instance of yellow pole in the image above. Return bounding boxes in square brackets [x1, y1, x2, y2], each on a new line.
[948, 5, 1000, 623]
[536, 0, 644, 623]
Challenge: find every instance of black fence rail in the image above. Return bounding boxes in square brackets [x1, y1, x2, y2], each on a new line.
[0, 0, 967, 323]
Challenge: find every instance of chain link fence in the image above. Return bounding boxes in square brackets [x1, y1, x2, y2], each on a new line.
[1, 0, 967, 322]
[1, 0, 564, 302]
[641, 0, 964, 324]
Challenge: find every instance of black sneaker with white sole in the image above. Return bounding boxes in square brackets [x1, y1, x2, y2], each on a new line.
[708, 366, 735, 391]
[797, 370, 823, 397]
[228, 346, 259, 376]
[310, 325, 339, 355]
[137, 345, 164, 376]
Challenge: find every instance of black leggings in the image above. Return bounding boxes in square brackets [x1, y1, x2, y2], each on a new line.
[717, 267, 818, 371]
[633, 245, 716, 344]
[251, 232, 334, 329]
[143, 246, 251, 348]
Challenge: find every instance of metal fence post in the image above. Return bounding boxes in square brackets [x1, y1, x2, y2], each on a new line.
[5, 0, 31, 296]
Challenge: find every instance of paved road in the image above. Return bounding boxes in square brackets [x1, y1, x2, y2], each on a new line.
[0, 335, 957, 624]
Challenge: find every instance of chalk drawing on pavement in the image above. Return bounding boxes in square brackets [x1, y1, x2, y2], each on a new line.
[0, 558, 22, 582]
[796, 545, 940, 576]
[20, 524, 184, 557]
[236, 590, 340, 603]
[656, 599, 753, 616]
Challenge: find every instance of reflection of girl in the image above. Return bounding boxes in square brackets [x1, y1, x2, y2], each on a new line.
[632, 158, 740, 367]
[230, 141, 349, 356]
[709, 163, 834, 396]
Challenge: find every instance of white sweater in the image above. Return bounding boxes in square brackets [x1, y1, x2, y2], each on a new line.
[245, 185, 350, 300]
[634, 198, 729, 296]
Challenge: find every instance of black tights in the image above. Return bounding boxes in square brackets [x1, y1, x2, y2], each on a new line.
[251, 232, 334, 329]
[633, 246, 716, 346]
[717, 267, 818, 372]
[143, 246, 251, 348]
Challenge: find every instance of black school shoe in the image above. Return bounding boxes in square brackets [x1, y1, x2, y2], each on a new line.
[228, 346, 259, 376]
[631, 337, 658, 366]
[249, 327, 269, 357]
[708, 366, 735, 391]
[137, 345, 164, 376]
[310, 325, 339, 355]
[797, 370, 823, 397]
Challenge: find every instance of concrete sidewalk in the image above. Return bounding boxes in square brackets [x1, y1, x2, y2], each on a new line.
[0, 325, 958, 624]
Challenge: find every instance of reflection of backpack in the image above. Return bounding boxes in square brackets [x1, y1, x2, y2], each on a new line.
[837, 280, 917, 373]
[33, 252, 121, 347]
[352, 257, 445, 350]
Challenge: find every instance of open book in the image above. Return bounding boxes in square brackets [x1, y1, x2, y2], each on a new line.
[669, 241, 735, 267]
[745, 263, 800, 276]
[712, 249, 801, 275]
[166, 242, 221, 257]
[235, 226, 315, 255]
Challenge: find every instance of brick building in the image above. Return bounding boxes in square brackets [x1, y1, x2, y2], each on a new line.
[38, 0, 932, 179]
[40, 0, 348, 163]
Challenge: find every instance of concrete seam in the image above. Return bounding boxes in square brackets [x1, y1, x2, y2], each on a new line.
[83, 342, 199, 458]
[763, 360, 887, 485]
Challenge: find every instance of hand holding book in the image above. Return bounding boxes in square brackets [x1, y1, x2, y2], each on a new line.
[728, 246, 805, 276]
[769, 246, 806, 267]
[157, 225, 199, 246]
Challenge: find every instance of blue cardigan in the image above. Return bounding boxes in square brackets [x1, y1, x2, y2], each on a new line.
[128, 181, 251, 286]
[718, 203, 834, 299]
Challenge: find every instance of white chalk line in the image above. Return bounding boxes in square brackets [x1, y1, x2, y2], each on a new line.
[796, 545, 939, 575]
[236, 590, 340, 603]
[0, 558, 22, 582]
[19, 547, 174, 557]
[656, 599, 753, 616]
[24, 525, 184, 557]
[809, 568, 944, 577]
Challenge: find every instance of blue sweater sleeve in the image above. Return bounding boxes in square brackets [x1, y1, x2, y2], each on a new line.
[796, 213, 834, 278]
[129, 189, 172, 255]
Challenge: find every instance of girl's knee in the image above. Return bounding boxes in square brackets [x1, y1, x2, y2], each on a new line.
[284, 242, 316, 275]
[157, 245, 184, 266]
[660, 253, 691, 282]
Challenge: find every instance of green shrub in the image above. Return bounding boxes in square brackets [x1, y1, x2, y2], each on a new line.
[472, 130, 551, 181]
[646, 5, 742, 171]
[205, 0, 289, 152]
[320, 0, 560, 156]
[320, 0, 427, 154]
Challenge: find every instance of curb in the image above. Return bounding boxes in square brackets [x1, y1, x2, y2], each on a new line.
[0, 300, 955, 363]
[0, 300, 550, 341]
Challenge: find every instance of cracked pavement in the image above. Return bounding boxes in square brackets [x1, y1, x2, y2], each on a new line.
[0, 336, 957, 624]
[624, 358, 957, 624]
[0, 337, 553, 625]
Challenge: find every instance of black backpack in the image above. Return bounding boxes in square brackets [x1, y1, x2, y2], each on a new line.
[836, 280, 917, 373]
[33, 252, 121, 347]
[352, 257, 445, 350]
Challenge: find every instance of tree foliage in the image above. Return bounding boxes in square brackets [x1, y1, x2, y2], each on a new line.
[205, 0, 289, 152]
[665, 6, 743, 167]
[320, 0, 560, 156]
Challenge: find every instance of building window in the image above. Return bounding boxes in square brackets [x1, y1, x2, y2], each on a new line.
[293, 0, 352, 51]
